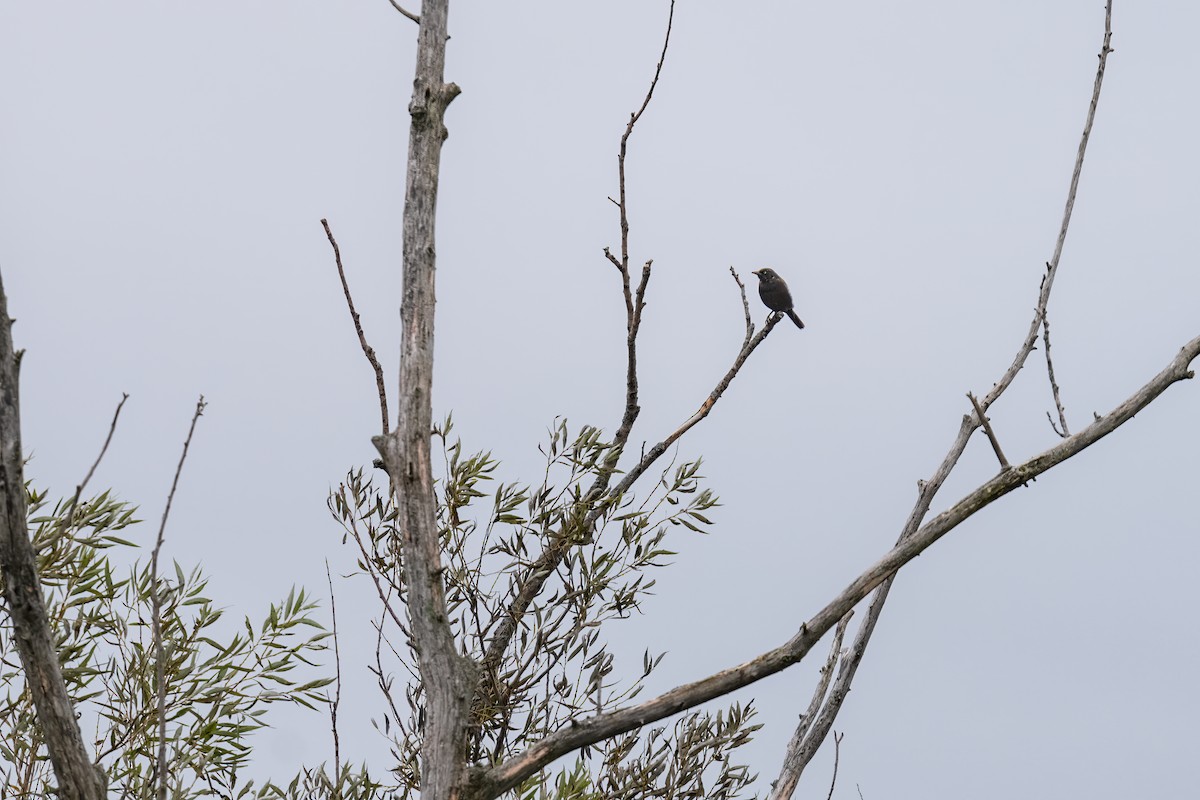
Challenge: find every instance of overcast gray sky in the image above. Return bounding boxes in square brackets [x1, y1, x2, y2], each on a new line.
[3, 2, 1198, 798]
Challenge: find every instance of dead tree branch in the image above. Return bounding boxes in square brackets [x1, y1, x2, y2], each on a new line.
[825, 732, 844, 800]
[967, 392, 1010, 471]
[387, 0, 420, 25]
[769, 613, 852, 800]
[770, 0, 1117, 783]
[0, 271, 107, 799]
[369, 4, 472, 800]
[1043, 309, 1070, 437]
[323, 218, 390, 436]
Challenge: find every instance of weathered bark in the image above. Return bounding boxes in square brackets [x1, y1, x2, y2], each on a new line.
[371, 4, 474, 800]
[0, 272, 106, 799]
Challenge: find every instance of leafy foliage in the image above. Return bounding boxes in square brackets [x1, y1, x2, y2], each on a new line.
[1, 418, 756, 800]
[330, 418, 758, 799]
[0, 488, 338, 799]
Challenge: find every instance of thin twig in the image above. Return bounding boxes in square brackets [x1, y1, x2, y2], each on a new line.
[825, 732, 844, 800]
[730, 267, 753, 339]
[967, 392, 1010, 470]
[1042, 308, 1070, 437]
[60, 393, 129, 533]
[150, 396, 206, 800]
[322, 218, 390, 436]
[324, 560, 343, 793]
[1044, 3, 1114, 305]
[386, 0, 420, 24]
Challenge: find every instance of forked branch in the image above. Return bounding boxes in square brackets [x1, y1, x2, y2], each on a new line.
[770, 1, 1117, 784]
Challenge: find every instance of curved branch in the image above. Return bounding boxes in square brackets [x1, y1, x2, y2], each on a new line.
[323, 218, 390, 436]
[387, 0, 420, 25]
[769, 613, 852, 800]
[472, 332, 1199, 799]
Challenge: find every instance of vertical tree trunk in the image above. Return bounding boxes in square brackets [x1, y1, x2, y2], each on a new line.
[0, 274, 106, 799]
[372, 3, 473, 800]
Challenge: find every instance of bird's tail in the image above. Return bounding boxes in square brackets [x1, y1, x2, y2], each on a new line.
[786, 310, 805, 329]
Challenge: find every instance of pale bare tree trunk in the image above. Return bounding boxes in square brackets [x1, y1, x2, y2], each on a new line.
[0, 274, 106, 799]
[371, 3, 474, 800]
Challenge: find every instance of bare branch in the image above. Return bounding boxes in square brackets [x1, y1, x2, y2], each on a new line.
[983, 1, 1114, 424]
[387, 0, 420, 24]
[1042, 309, 1070, 437]
[0, 273, 107, 798]
[613, 0, 675, 273]
[730, 267, 754, 340]
[967, 392, 1010, 471]
[150, 395, 206, 800]
[1044, 2, 1114, 308]
[770, 613, 852, 800]
[825, 732, 844, 800]
[603, 246, 622, 271]
[606, 0, 677, 462]
[628, 0, 675, 133]
[474, 333, 1200, 796]
[775, 1, 1118, 780]
[58, 393, 129, 533]
[323, 218, 390, 436]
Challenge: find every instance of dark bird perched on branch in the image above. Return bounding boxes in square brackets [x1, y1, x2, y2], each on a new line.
[752, 268, 805, 329]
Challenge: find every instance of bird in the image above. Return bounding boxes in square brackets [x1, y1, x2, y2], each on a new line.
[751, 268, 805, 329]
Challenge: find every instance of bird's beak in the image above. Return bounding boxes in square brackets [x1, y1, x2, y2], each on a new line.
[751, 269, 761, 276]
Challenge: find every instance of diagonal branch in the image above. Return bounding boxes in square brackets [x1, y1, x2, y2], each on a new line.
[387, 0, 420, 24]
[769, 613, 852, 800]
[52, 392, 129, 549]
[472, 332, 1200, 798]
[771, 0, 1117, 784]
[323, 218, 390, 436]
[967, 392, 1010, 471]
